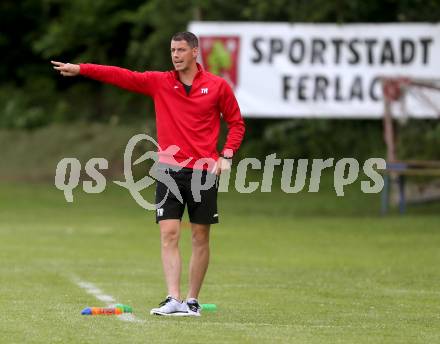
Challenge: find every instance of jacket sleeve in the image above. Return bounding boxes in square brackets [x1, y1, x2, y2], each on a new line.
[79, 63, 160, 97]
[218, 80, 245, 156]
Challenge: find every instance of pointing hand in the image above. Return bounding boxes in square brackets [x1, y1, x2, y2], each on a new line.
[51, 60, 80, 77]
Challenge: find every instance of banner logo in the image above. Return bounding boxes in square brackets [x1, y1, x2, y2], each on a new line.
[199, 36, 240, 88]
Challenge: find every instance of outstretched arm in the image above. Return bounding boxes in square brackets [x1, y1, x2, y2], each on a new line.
[51, 61, 159, 96]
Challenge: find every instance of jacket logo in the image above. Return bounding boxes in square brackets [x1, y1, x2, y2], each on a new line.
[201, 88, 208, 94]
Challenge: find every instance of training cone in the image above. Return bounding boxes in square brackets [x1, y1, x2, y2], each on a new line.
[114, 304, 133, 313]
[201, 304, 217, 311]
[81, 307, 123, 315]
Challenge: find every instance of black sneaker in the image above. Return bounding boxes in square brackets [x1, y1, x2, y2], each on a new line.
[186, 299, 201, 317]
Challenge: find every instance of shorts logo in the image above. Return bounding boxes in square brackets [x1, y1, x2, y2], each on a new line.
[213, 213, 218, 218]
[201, 88, 208, 94]
[157, 208, 164, 216]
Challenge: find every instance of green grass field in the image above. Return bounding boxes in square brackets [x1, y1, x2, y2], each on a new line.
[1, 178, 439, 343]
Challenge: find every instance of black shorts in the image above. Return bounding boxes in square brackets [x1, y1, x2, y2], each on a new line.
[155, 166, 219, 224]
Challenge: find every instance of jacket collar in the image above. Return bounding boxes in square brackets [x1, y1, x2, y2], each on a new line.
[172, 63, 204, 81]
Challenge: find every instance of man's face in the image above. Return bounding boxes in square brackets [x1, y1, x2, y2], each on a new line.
[171, 40, 198, 72]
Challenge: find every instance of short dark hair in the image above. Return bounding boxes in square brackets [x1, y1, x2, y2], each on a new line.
[171, 31, 199, 48]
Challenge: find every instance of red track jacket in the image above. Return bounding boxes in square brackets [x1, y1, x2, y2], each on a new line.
[79, 63, 245, 169]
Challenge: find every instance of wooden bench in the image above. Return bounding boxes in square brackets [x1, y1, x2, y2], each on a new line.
[381, 160, 440, 214]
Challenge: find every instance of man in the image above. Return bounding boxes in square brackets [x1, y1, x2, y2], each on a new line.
[51, 32, 245, 316]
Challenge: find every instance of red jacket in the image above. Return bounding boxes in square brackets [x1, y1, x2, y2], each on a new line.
[79, 63, 245, 169]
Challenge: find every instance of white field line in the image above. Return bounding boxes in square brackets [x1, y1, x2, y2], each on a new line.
[72, 277, 143, 323]
[70, 279, 353, 327]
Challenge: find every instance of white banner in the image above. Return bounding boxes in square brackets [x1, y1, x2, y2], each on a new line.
[189, 22, 440, 118]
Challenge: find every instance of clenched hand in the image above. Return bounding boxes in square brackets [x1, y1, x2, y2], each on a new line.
[212, 157, 231, 176]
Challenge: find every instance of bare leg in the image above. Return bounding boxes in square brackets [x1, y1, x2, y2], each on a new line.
[187, 223, 210, 299]
[159, 219, 182, 300]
